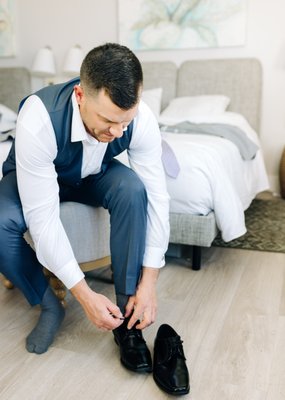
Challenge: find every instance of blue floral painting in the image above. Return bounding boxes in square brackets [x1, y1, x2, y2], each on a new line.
[118, 0, 247, 50]
[0, 0, 15, 57]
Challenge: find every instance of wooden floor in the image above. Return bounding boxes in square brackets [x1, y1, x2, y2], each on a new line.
[1, 247, 285, 400]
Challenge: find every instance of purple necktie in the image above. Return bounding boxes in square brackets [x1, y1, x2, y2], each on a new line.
[161, 138, 180, 178]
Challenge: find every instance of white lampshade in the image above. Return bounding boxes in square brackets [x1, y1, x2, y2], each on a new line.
[31, 46, 56, 77]
[63, 45, 84, 76]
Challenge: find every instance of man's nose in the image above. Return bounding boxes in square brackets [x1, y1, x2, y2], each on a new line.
[109, 124, 124, 138]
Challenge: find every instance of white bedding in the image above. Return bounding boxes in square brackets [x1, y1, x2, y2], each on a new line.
[0, 111, 269, 243]
[160, 111, 269, 242]
[116, 111, 269, 243]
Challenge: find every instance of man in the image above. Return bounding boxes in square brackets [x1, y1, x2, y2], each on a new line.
[0, 43, 170, 373]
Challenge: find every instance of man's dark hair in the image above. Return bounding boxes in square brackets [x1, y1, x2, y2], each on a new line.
[80, 43, 143, 110]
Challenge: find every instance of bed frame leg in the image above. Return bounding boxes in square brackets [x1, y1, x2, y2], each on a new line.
[192, 246, 201, 271]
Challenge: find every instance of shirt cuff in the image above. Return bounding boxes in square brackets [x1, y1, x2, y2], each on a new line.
[50, 259, 85, 289]
[143, 246, 166, 269]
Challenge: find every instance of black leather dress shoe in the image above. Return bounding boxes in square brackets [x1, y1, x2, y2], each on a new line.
[113, 318, 152, 373]
[153, 324, 190, 396]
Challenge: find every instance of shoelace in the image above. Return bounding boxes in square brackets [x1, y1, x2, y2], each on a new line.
[121, 327, 146, 344]
[157, 336, 186, 363]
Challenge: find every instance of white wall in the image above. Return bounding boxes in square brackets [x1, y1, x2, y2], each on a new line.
[1, 0, 285, 194]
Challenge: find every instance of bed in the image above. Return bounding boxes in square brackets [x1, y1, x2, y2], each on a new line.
[0, 58, 269, 272]
[120, 58, 269, 267]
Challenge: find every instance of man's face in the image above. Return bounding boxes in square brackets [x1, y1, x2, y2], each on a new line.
[74, 85, 139, 143]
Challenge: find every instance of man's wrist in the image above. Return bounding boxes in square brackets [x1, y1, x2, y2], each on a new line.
[140, 266, 160, 286]
[70, 278, 93, 304]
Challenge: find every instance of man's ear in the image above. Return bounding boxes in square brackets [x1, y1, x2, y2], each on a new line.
[74, 85, 84, 105]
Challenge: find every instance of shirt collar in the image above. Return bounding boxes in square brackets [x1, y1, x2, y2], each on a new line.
[71, 91, 98, 144]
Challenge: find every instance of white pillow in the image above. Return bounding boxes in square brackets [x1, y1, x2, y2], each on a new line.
[159, 95, 230, 124]
[141, 87, 162, 120]
[0, 103, 17, 133]
[0, 103, 17, 122]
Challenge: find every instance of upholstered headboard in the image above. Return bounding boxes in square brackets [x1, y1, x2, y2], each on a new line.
[141, 61, 177, 112]
[141, 58, 262, 132]
[0, 60, 262, 132]
[0, 67, 31, 112]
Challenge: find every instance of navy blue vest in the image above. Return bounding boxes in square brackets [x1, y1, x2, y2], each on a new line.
[3, 78, 133, 187]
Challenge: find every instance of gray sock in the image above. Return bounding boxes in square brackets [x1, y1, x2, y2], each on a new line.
[116, 294, 129, 315]
[26, 286, 65, 354]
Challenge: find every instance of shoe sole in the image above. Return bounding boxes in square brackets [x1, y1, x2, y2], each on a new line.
[114, 336, 152, 373]
[153, 374, 190, 396]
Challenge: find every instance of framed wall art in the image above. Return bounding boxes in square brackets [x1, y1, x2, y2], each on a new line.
[0, 0, 16, 57]
[118, 0, 247, 51]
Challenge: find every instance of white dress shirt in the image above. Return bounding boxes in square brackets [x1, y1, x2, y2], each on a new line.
[15, 92, 170, 289]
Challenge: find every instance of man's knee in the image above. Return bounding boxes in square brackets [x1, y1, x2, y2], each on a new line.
[0, 173, 25, 232]
[0, 198, 26, 240]
[116, 173, 147, 207]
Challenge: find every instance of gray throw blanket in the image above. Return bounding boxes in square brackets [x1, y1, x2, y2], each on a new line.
[160, 121, 259, 161]
[0, 128, 16, 142]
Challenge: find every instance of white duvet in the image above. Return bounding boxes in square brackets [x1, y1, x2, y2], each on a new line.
[0, 111, 269, 243]
[160, 111, 269, 242]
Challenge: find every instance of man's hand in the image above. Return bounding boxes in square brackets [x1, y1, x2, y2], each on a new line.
[125, 267, 159, 330]
[71, 279, 124, 331]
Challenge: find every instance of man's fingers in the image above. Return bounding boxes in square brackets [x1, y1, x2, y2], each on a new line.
[127, 308, 153, 330]
[124, 296, 135, 318]
[127, 304, 145, 328]
[108, 305, 124, 320]
[97, 312, 124, 331]
[135, 312, 155, 329]
[135, 319, 148, 330]
[127, 314, 138, 329]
